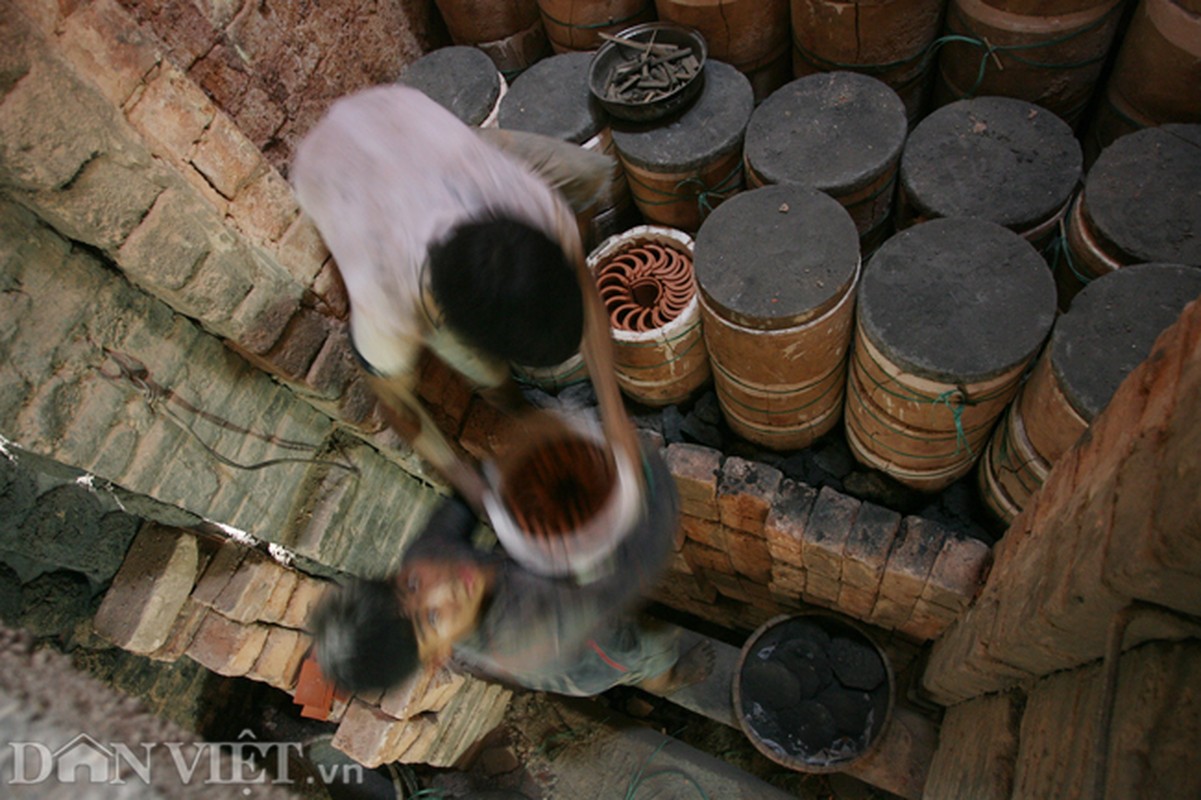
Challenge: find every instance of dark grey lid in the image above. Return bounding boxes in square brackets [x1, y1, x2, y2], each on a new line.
[1084, 124, 1201, 265]
[611, 60, 754, 171]
[858, 218, 1056, 382]
[498, 52, 603, 144]
[744, 71, 908, 194]
[1051, 263, 1201, 420]
[694, 184, 860, 329]
[398, 46, 500, 127]
[900, 96, 1082, 229]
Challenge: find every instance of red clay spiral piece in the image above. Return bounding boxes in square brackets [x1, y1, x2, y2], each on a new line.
[596, 242, 696, 333]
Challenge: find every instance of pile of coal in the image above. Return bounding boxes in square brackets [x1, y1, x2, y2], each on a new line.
[738, 616, 890, 767]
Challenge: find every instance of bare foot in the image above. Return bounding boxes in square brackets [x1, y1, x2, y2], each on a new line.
[638, 641, 715, 694]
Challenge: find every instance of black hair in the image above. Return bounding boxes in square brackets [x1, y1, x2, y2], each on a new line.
[309, 578, 421, 693]
[428, 215, 585, 367]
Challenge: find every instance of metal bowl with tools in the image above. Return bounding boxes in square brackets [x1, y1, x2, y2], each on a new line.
[588, 22, 707, 123]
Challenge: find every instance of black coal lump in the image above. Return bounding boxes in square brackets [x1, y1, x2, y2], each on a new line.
[829, 635, 886, 691]
[786, 699, 838, 754]
[774, 636, 833, 693]
[742, 660, 802, 709]
[817, 684, 875, 740]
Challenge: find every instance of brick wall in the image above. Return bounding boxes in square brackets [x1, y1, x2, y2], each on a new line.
[923, 295, 1201, 705]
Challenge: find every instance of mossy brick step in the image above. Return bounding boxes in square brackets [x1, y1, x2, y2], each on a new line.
[399, 46, 502, 128]
[498, 52, 601, 144]
[694, 184, 859, 329]
[858, 218, 1056, 382]
[743, 71, 907, 195]
[610, 60, 753, 172]
[900, 96, 1083, 231]
[1049, 263, 1201, 421]
[1083, 124, 1201, 265]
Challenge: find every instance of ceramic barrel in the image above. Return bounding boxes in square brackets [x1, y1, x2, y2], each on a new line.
[398, 46, 508, 128]
[790, 0, 945, 124]
[433, 0, 550, 79]
[1057, 124, 1201, 309]
[980, 263, 1201, 521]
[498, 52, 637, 251]
[934, 0, 1128, 128]
[612, 60, 754, 233]
[845, 218, 1057, 492]
[898, 96, 1083, 253]
[1085, 0, 1201, 162]
[655, 0, 792, 102]
[694, 184, 861, 450]
[536, 0, 657, 53]
[588, 225, 710, 406]
[743, 72, 908, 255]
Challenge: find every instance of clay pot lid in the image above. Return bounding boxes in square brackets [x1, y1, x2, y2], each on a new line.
[900, 96, 1082, 230]
[498, 52, 604, 144]
[744, 72, 908, 194]
[693, 184, 860, 330]
[857, 218, 1056, 383]
[1051, 263, 1201, 421]
[398, 46, 501, 128]
[1083, 124, 1201, 265]
[610, 60, 754, 171]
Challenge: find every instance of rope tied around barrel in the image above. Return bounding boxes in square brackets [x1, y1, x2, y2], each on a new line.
[1045, 213, 1095, 289]
[626, 161, 744, 218]
[538, 1, 654, 32]
[791, 0, 1125, 100]
[852, 338, 1019, 458]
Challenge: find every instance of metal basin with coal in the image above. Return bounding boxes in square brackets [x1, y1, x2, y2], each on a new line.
[733, 612, 895, 772]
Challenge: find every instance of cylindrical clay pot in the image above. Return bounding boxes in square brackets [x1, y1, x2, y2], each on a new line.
[589, 225, 711, 407]
[398, 46, 508, 128]
[845, 218, 1057, 492]
[536, 0, 657, 53]
[434, 0, 550, 78]
[743, 72, 909, 255]
[694, 184, 862, 450]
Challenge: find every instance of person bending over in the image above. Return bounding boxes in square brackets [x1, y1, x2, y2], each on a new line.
[309, 448, 712, 697]
[292, 86, 641, 516]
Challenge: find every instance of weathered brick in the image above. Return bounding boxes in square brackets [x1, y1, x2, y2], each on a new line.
[126, 62, 214, 161]
[842, 501, 901, 593]
[246, 625, 310, 690]
[191, 540, 247, 607]
[148, 597, 207, 662]
[898, 598, 957, 641]
[331, 699, 413, 769]
[802, 569, 841, 607]
[280, 575, 330, 630]
[208, 550, 291, 623]
[725, 529, 771, 583]
[379, 666, 466, 719]
[680, 540, 732, 575]
[717, 456, 783, 532]
[191, 111, 263, 200]
[186, 610, 270, 677]
[416, 352, 474, 436]
[802, 486, 861, 582]
[678, 514, 727, 550]
[261, 307, 334, 382]
[922, 534, 991, 613]
[837, 584, 879, 621]
[1012, 660, 1104, 800]
[117, 186, 220, 292]
[229, 167, 298, 246]
[258, 567, 299, 624]
[877, 516, 945, 608]
[763, 478, 816, 565]
[59, 0, 160, 106]
[665, 443, 722, 521]
[770, 562, 806, 598]
[922, 691, 1021, 800]
[311, 257, 349, 319]
[276, 212, 329, 287]
[93, 523, 199, 653]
